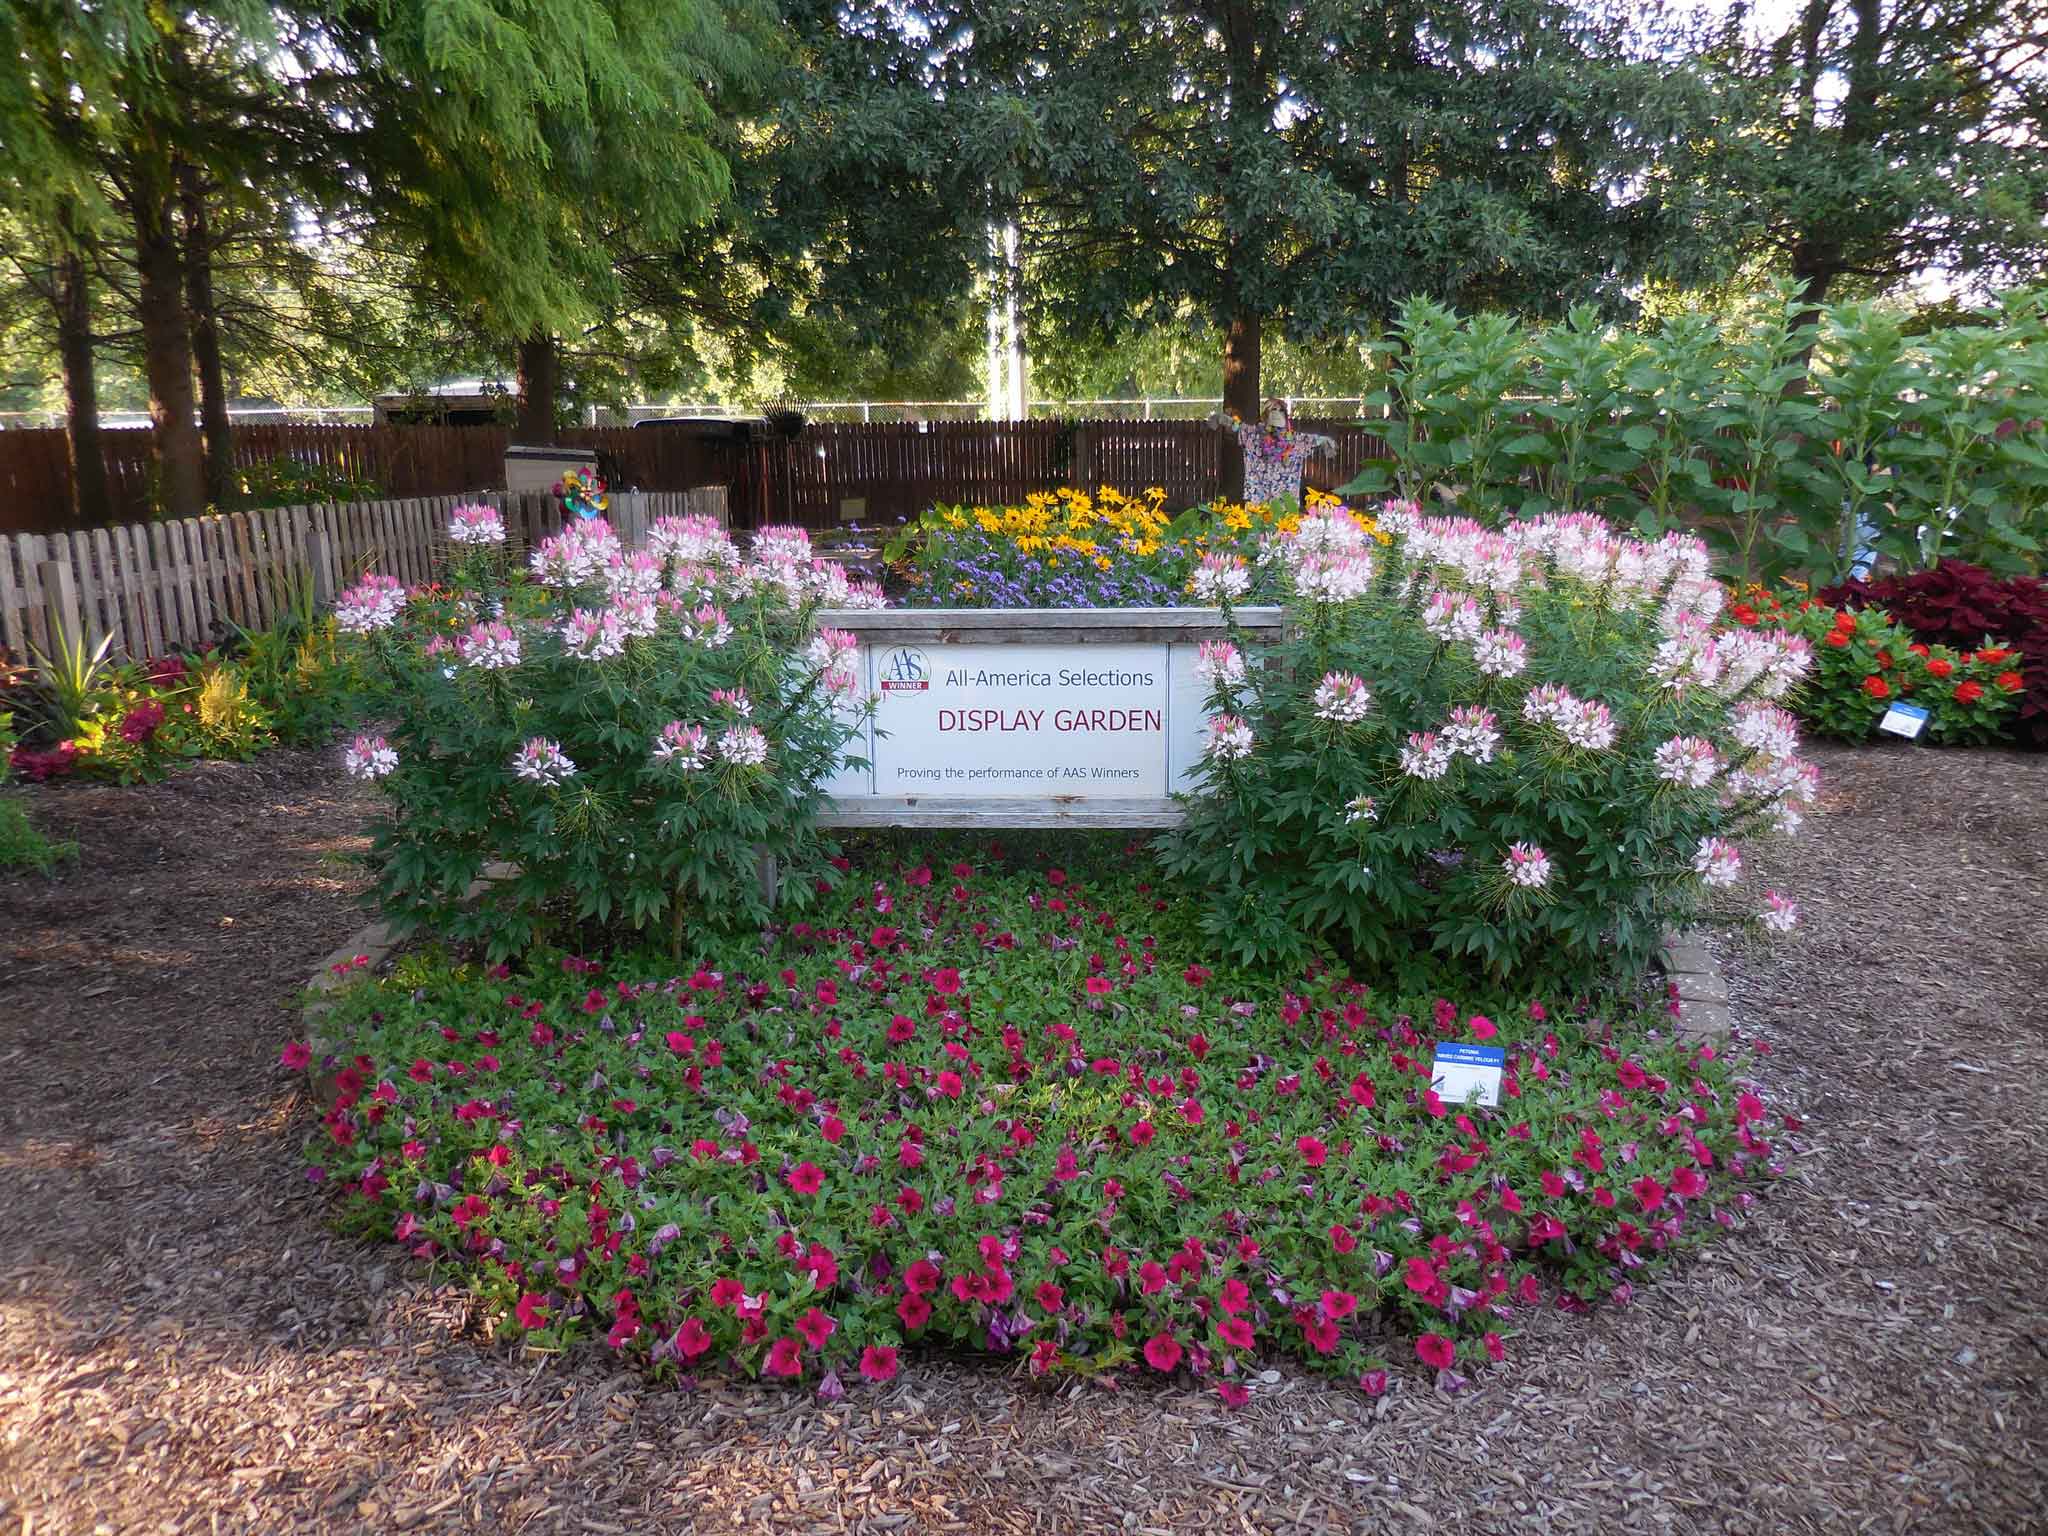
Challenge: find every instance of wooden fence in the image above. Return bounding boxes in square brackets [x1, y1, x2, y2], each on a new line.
[1, 417, 1389, 535]
[0, 423, 745, 534]
[0, 488, 727, 664]
[769, 418, 1392, 526]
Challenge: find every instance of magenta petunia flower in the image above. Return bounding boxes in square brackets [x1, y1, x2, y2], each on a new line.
[795, 1307, 837, 1350]
[1630, 1175, 1667, 1212]
[514, 1293, 549, 1330]
[1216, 1380, 1250, 1408]
[1302, 1317, 1340, 1354]
[1218, 1317, 1255, 1350]
[859, 1345, 899, 1382]
[675, 1318, 713, 1358]
[279, 1041, 311, 1070]
[1143, 1332, 1184, 1373]
[1297, 1135, 1328, 1167]
[1321, 1289, 1358, 1320]
[764, 1337, 803, 1377]
[1416, 1333, 1456, 1371]
[786, 1161, 825, 1195]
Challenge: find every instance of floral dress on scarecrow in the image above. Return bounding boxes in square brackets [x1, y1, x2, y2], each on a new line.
[1236, 423, 1335, 506]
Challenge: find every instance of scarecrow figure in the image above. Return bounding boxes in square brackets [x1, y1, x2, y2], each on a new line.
[1216, 398, 1335, 507]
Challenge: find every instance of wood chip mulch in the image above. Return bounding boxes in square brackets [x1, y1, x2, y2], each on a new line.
[1, 742, 2043, 1535]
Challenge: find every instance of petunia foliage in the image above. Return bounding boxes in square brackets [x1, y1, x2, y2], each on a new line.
[297, 841, 1785, 1402]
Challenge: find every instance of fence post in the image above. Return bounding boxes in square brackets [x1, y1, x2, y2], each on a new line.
[307, 526, 335, 611]
[40, 556, 83, 648]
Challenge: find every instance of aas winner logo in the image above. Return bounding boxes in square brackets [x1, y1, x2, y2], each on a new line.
[879, 647, 930, 692]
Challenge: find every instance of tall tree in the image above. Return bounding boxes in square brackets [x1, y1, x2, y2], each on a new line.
[317, 0, 775, 439]
[798, 1, 1725, 488]
[178, 162, 233, 506]
[122, 133, 207, 518]
[51, 209, 112, 525]
[1693, 0, 2048, 318]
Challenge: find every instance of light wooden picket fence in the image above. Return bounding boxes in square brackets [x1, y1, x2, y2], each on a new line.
[0, 487, 726, 663]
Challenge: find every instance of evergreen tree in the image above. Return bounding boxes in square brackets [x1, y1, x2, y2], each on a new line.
[803, 0, 1723, 452]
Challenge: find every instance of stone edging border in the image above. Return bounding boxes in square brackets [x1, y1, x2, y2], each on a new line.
[301, 908, 1734, 1102]
[1661, 928, 1733, 1040]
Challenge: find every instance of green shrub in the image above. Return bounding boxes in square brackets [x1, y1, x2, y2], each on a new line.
[224, 454, 382, 509]
[1159, 505, 1815, 982]
[1339, 286, 2048, 586]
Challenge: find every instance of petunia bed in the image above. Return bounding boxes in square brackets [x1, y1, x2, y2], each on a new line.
[297, 843, 1783, 1403]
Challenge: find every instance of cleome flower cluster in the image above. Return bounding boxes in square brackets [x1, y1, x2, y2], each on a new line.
[331, 511, 881, 956]
[1165, 503, 1817, 975]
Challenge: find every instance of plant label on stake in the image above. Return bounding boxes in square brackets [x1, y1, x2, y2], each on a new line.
[1877, 700, 1931, 739]
[1431, 1043, 1506, 1108]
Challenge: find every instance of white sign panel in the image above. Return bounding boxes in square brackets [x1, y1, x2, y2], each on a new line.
[1877, 700, 1930, 739]
[1430, 1043, 1506, 1108]
[830, 642, 1206, 798]
[816, 608, 1285, 818]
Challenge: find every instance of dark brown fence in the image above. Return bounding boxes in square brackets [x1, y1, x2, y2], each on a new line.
[0, 417, 1389, 534]
[0, 423, 744, 534]
[768, 417, 1392, 528]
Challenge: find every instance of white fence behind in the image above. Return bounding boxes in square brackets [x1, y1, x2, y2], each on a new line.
[0, 487, 726, 662]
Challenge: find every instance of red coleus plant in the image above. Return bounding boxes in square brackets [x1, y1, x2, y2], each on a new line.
[298, 848, 1784, 1406]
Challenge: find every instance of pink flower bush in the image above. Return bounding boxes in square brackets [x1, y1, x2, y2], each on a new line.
[331, 496, 880, 956]
[1164, 503, 1820, 974]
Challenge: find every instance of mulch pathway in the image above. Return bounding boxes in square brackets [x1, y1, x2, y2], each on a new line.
[1, 743, 2043, 1535]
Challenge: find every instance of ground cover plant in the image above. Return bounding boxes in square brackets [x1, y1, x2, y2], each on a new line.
[0, 708, 73, 871]
[3, 552, 379, 784]
[295, 837, 1784, 1403]
[1164, 504, 1817, 981]
[332, 508, 886, 957]
[889, 485, 1380, 607]
[4, 641, 288, 784]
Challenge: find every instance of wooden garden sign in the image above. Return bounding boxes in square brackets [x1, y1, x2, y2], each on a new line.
[813, 606, 1284, 828]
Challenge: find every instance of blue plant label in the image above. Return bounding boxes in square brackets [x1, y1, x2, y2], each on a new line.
[1877, 700, 1931, 739]
[1431, 1043, 1506, 1108]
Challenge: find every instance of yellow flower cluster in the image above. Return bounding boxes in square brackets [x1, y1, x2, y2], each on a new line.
[919, 484, 1386, 594]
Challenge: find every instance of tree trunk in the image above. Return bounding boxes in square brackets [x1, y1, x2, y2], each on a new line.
[1220, 308, 1261, 501]
[52, 213, 110, 527]
[516, 331, 560, 444]
[1216, 0, 1268, 505]
[179, 162, 233, 507]
[132, 150, 206, 520]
